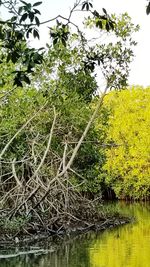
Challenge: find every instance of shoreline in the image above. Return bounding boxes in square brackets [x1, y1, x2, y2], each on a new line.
[0, 214, 131, 248]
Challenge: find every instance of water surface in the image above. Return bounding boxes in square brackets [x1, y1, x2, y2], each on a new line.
[0, 202, 150, 267]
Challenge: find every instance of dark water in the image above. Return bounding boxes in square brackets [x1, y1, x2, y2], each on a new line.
[0, 202, 150, 267]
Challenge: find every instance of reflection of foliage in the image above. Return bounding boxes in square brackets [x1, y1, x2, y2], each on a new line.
[89, 203, 150, 267]
[1, 253, 44, 267]
[46, 239, 90, 267]
[2, 203, 150, 267]
[1, 234, 91, 267]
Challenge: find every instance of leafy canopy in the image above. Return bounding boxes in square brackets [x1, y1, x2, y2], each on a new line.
[103, 87, 150, 199]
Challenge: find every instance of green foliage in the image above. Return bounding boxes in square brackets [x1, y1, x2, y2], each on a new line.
[72, 111, 108, 193]
[0, 215, 29, 233]
[103, 87, 150, 199]
[84, 13, 139, 89]
[0, 33, 111, 199]
[0, 1, 140, 206]
[50, 21, 70, 47]
[0, 1, 138, 88]
[0, 0, 43, 85]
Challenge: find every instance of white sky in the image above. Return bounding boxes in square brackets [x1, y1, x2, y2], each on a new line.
[32, 0, 150, 87]
[1, 0, 150, 87]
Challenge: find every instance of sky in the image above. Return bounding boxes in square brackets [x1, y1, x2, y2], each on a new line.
[32, 0, 150, 87]
[1, 0, 150, 87]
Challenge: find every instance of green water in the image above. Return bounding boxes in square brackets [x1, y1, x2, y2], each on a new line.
[0, 202, 150, 267]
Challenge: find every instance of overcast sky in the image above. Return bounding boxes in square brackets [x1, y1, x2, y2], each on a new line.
[1, 0, 150, 87]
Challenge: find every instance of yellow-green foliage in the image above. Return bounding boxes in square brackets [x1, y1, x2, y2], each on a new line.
[103, 86, 150, 199]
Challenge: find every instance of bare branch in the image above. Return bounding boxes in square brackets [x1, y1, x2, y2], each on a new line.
[12, 158, 22, 187]
[32, 106, 57, 179]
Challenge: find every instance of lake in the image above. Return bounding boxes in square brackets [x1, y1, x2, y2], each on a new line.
[0, 202, 150, 267]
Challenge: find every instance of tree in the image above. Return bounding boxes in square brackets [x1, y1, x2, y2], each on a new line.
[0, 1, 139, 236]
[0, 1, 139, 88]
[103, 86, 150, 200]
[0, 0, 116, 86]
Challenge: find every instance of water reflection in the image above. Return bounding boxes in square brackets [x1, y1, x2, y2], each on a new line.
[89, 202, 150, 267]
[0, 202, 150, 267]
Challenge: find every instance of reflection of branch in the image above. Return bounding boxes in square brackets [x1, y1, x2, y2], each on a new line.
[0, 249, 51, 259]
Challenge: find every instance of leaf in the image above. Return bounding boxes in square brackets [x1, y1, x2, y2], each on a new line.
[81, 2, 91, 11]
[33, 28, 40, 39]
[26, 28, 33, 38]
[46, 43, 50, 49]
[20, 0, 28, 6]
[11, 16, 17, 22]
[96, 20, 103, 29]
[33, 1, 42, 7]
[35, 16, 40, 26]
[20, 13, 28, 23]
[85, 3, 89, 11]
[38, 47, 45, 51]
[89, 2, 93, 8]
[23, 3, 31, 12]
[93, 10, 100, 18]
[28, 12, 34, 22]
[62, 38, 66, 47]
[11, 51, 20, 63]
[81, 2, 86, 10]
[102, 8, 107, 15]
[146, 2, 150, 15]
[22, 74, 31, 84]
[27, 63, 34, 72]
[109, 21, 115, 30]
[18, 6, 23, 14]
[99, 15, 107, 20]
[97, 58, 101, 65]
[15, 31, 24, 40]
[56, 19, 61, 26]
[13, 75, 23, 87]
[33, 8, 41, 15]
[53, 38, 58, 45]
[106, 22, 110, 32]
[6, 53, 11, 63]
